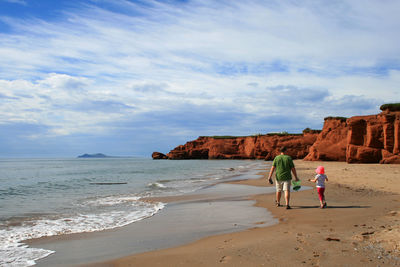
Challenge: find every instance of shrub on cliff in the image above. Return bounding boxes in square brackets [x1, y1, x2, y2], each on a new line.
[303, 128, 322, 134]
[202, 135, 246, 139]
[266, 132, 303, 136]
[380, 103, 400, 112]
[324, 116, 347, 122]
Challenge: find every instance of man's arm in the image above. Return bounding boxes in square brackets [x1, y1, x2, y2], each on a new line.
[267, 166, 275, 183]
[291, 167, 299, 181]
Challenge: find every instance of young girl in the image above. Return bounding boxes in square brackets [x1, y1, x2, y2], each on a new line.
[308, 166, 328, 208]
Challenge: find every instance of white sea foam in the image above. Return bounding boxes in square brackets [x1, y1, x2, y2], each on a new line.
[0, 200, 164, 266]
[147, 182, 167, 189]
[84, 196, 141, 206]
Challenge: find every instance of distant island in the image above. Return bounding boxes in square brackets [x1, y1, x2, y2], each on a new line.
[77, 153, 111, 158]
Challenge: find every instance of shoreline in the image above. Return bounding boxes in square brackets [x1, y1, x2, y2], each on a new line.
[31, 163, 278, 266]
[104, 160, 400, 266]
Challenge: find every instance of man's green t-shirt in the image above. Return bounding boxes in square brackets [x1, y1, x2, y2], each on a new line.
[272, 154, 294, 181]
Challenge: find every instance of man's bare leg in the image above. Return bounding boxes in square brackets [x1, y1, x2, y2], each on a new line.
[276, 191, 281, 206]
[285, 191, 291, 209]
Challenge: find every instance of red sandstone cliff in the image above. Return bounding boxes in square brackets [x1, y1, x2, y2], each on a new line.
[346, 111, 400, 164]
[304, 117, 348, 162]
[165, 132, 318, 160]
[304, 111, 400, 163]
[153, 108, 400, 164]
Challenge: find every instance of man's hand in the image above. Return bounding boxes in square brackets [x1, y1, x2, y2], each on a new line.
[268, 178, 273, 184]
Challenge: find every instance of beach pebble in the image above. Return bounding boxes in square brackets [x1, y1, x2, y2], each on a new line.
[361, 231, 375, 236]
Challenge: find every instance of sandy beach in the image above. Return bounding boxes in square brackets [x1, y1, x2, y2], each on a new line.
[101, 160, 400, 267]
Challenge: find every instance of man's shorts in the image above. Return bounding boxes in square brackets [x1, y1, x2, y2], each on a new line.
[275, 180, 291, 192]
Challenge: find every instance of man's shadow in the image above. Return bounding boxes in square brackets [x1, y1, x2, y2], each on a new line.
[291, 205, 371, 209]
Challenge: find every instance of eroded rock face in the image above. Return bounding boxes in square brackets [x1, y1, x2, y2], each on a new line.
[346, 112, 400, 163]
[305, 111, 400, 163]
[166, 134, 318, 160]
[155, 110, 400, 164]
[304, 118, 348, 162]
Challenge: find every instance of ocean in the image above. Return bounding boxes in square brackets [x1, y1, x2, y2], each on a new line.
[0, 158, 269, 266]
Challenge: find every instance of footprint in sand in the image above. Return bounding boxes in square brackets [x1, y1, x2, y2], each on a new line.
[219, 255, 232, 263]
[296, 232, 306, 244]
[218, 239, 232, 250]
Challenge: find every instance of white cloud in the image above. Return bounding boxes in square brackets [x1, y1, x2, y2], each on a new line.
[38, 73, 90, 91]
[2, 0, 399, 79]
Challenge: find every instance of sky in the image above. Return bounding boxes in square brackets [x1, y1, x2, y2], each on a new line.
[0, 0, 399, 158]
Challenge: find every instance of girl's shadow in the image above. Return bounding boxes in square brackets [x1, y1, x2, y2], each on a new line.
[292, 205, 370, 209]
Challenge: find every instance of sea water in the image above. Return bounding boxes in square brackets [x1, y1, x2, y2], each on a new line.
[0, 158, 268, 266]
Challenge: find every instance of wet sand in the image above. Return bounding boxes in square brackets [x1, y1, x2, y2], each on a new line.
[32, 182, 279, 266]
[103, 160, 400, 266]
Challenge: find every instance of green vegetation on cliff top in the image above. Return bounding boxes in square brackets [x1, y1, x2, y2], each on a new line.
[200, 128, 320, 139]
[202, 136, 246, 139]
[380, 103, 400, 112]
[324, 116, 347, 122]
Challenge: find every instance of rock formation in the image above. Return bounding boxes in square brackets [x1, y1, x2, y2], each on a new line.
[165, 132, 319, 160]
[153, 105, 400, 164]
[304, 117, 348, 162]
[151, 152, 168, 159]
[346, 111, 400, 164]
[306, 109, 400, 164]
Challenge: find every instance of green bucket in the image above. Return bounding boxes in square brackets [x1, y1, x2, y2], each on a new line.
[292, 180, 301, 191]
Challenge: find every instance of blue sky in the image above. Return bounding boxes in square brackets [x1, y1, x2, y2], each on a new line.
[0, 0, 399, 157]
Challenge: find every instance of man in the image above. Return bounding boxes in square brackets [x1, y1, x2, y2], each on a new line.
[267, 146, 299, 209]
